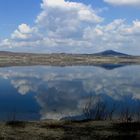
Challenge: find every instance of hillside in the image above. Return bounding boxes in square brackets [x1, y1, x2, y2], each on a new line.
[94, 50, 130, 57]
[0, 50, 139, 67]
[0, 50, 130, 56]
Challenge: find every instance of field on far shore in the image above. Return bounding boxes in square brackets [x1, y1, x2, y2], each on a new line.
[0, 52, 140, 67]
[0, 120, 140, 140]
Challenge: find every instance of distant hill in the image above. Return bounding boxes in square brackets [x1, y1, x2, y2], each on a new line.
[0, 50, 131, 57]
[0, 50, 138, 67]
[0, 51, 14, 54]
[94, 50, 130, 57]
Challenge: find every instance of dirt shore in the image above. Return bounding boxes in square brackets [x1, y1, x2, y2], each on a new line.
[0, 120, 140, 140]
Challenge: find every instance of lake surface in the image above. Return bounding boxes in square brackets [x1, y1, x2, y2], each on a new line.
[0, 65, 140, 121]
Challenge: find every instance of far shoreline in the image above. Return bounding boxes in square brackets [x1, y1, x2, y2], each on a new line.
[0, 51, 140, 67]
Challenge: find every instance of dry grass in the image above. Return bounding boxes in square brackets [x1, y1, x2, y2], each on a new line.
[0, 53, 140, 67]
[0, 120, 139, 140]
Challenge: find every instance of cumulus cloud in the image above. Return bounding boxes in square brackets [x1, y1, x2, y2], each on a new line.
[104, 0, 140, 6]
[11, 24, 34, 40]
[0, 0, 140, 54]
[0, 0, 102, 52]
[83, 19, 140, 52]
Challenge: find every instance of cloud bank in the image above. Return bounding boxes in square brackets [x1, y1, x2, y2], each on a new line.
[104, 0, 140, 6]
[0, 0, 140, 54]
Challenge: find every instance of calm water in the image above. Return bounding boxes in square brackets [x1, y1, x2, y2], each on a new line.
[0, 65, 140, 121]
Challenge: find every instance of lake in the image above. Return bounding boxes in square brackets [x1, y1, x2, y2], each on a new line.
[0, 65, 140, 121]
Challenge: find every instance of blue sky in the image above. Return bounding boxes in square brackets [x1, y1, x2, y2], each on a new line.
[0, 0, 41, 37]
[0, 0, 140, 54]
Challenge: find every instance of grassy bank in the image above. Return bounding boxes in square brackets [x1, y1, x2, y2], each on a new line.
[0, 120, 140, 140]
[0, 53, 140, 67]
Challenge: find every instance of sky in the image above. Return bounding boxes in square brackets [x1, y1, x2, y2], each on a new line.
[0, 0, 140, 55]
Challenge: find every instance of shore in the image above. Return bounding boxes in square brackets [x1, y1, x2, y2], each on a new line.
[0, 53, 140, 67]
[0, 120, 140, 140]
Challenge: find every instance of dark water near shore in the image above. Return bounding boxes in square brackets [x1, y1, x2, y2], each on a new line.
[0, 65, 140, 121]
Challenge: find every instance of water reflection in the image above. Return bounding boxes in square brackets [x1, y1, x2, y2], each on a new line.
[0, 65, 140, 121]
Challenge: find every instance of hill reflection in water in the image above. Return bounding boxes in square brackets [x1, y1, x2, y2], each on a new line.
[0, 65, 139, 121]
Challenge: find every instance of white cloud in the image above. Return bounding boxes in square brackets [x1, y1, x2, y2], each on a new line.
[0, 0, 103, 53]
[0, 0, 140, 54]
[42, 0, 65, 7]
[35, 0, 103, 42]
[83, 19, 140, 52]
[123, 20, 140, 35]
[104, 0, 140, 6]
[11, 24, 34, 40]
